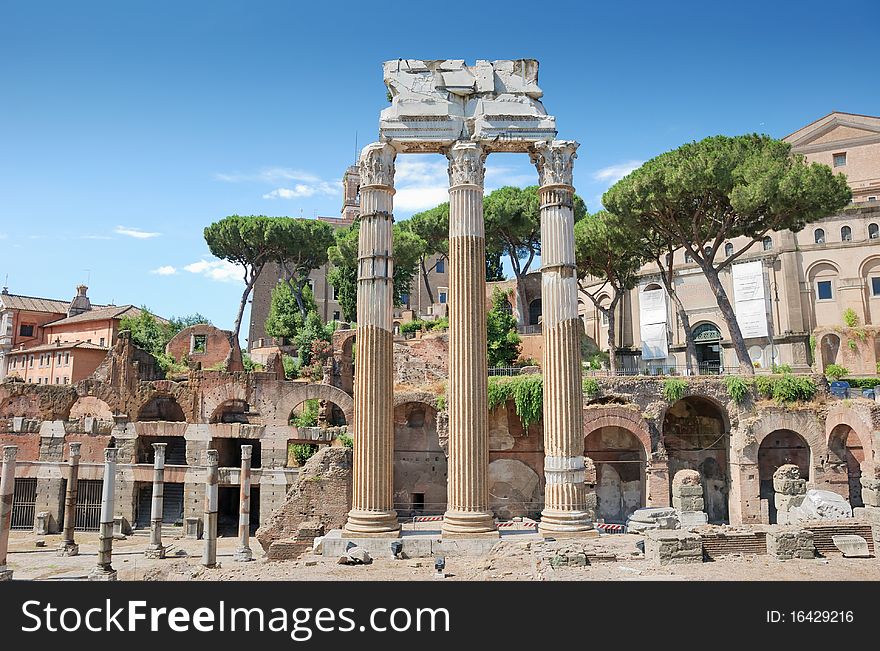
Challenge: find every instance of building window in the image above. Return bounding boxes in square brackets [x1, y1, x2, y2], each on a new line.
[191, 334, 207, 354]
[19, 324, 34, 338]
[724, 243, 734, 257]
[814, 228, 825, 244]
[816, 280, 834, 301]
[29, 355, 34, 368]
[57, 352, 62, 364]
[64, 377, 69, 384]
[684, 251, 693, 263]
[64, 352, 69, 365]
[841, 225, 852, 241]
[869, 223, 879, 239]
[762, 236, 773, 251]
[331, 285, 338, 301]
[99, 337, 105, 346]
[833, 152, 847, 167]
[872, 277, 880, 297]
[332, 311, 340, 321]
[438, 291, 447, 304]
[600, 310, 609, 325]
[435, 258, 445, 274]
[55, 377, 60, 384]
[869, 196, 877, 202]
[400, 293, 409, 306]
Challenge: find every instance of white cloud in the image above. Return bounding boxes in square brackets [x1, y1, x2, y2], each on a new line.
[79, 234, 113, 240]
[263, 182, 339, 200]
[592, 160, 644, 184]
[151, 265, 177, 276]
[392, 157, 449, 213]
[115, 226, 161, 239]
[183, 259, 242, 284]
[214, 167, 321, 184]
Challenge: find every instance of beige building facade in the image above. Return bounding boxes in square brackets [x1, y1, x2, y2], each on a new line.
[582, 112, 880, 375]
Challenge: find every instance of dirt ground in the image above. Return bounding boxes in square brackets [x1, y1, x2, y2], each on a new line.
[5, 529, 880, 582]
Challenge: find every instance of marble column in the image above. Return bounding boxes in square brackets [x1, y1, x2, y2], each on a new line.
[234, 445, 253, 561]
[58, 442, 81, 556]
[203, 449, 219, 567]
[442, 141, 497, 537]
[531, 140, 594, 536]
[0, 446, 17, 581]
[89, 447, 118, 580]
[145, 443, 166, 559]
[344, 142, 400, 537]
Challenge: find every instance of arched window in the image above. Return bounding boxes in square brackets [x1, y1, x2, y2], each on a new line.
[762, 236, 773, 251]
[643, 283, 662, 292]
[684, 251, 693, 263]
[814, 228, 825, 244]
[869, 223, 879, 240]
[841, 225, 852, 241]
[724, 242, 734, 257]
[703, 245, 713, 259]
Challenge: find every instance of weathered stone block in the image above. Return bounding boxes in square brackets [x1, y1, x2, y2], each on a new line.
[644, 530, 703, 565]
[185, 517, 203, 539]
[673, 495, 705, 512]
[766, 528, 815, 560]
[773, 478, 807, 496]
[775, 493, 805, 513]
[832, 535, 870, 558]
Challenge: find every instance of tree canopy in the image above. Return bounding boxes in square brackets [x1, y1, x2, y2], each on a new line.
[574, 211, 645, 374]
[273, 218, 335, 318]
[120, 309, 210, 375]
[604, 134, 851, 374]
[486, 289, 521, 368]
[402, 203, 449, 305]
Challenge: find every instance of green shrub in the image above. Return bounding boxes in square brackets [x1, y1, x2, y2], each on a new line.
[282, 354, 299, 379]
[290, 443, 318, 466]
[825, 364, 850, 380]
[809, 336, 817, 363]
[755, 375, 774, 399]
[436, 394, 446, 412]
[583, 377, 600, 397]
[290, 399, 319, 427]
[843, 308, 859, 328]
[487, 374, 543, 430]
[771, 375, 816, 404]
[771, 363, 792, 374]
[662, 378, 688, 402]
[841, 377, 880, 389]
[724, 376, 752, 404]
[337, 433, 353, 449]
[400, 320, 423, 335]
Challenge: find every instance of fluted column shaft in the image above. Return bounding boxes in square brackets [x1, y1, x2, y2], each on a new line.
[90, 447, 118, 579]
[442, 142, 497, 536]
[235, 445, 254, 561]
[0, 446, 17, 579]
[532, 140, 593, 535]
[146, 443, 166, 558]
[203, 449, 219, 567]
[59, 443, 81, 556]
[344, 142, 400, 536]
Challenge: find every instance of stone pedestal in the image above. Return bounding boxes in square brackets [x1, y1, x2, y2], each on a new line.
[235, 445, 254, 562]
[145, 443, 166, 559]
[89, 447, 118, 582]
[766, 528, 815, 560]
[0, 446, 17, 581]
[58, 443, 81, 557]
[441, 142, 497, 538]
[531, 140, 592, 537]
[644, 530, 703, 565]
[344, 142, 400, 537]
[203, 449, 219, 568]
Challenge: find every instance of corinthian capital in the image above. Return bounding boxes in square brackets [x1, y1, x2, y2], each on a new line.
[359, 142, 396, 188]
[531, 139, 579, 187]
[447, 141, 486, 187]
[2, 445, 17, 463]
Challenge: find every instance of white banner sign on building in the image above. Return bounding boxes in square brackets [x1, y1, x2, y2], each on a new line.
[732, 261, 769, 339]
[639, 286, 668, 360]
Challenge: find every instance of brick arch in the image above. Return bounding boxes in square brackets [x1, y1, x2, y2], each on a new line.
[75, 379, 123, 416]
[393, 390, 443, 410]
[69, 396, 114, 421]
[825, 404, 876, 475]
[134, 381, 193, 422]
[658, 393, 733, 437]
[582, 405, 653, 456]
[199, 381, 251, 423]
[741, 410, 824, 466]
[272, 383, 355, 427]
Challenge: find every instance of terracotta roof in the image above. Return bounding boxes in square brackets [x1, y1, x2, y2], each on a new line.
[9, 340, 110, 354]
[43, 305, 146, 328]
[0, 292, 107, 315]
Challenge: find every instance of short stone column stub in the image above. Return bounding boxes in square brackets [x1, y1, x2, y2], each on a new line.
[58, 442, 82, 557]
[235, 444, 254, 561]
[441, 141, 497, 538]
[89, 447, 118, 581]
[203, 449, 219, 567]
[145, 443, 167, 559]
[0, 446, 18, 581]
[344, 142, 401, 537]
[531, 140, 593, 537]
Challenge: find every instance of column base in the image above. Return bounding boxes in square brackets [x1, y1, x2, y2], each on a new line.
[88, 567, 117, 581]
[0, 567, 12, 581]
[441, 510, 498, 537]
[234, 547, 254, 562]
[344, 510, 401, 537]
[57, 542, 79, 557]
[144, 545, 166, 559]
[538, 509, 596, 538]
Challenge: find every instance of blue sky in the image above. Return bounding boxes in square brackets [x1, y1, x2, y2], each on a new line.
[1, 0, 878, 344]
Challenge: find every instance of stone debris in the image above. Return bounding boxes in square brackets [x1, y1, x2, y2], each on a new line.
[626, 507, 679, 533]
[786, 490, 853, 523]
[766, 528, 815, 560]
[337, 545, 372, 565]
[644, 530, 703, 565]
[831, 534, 870, 558]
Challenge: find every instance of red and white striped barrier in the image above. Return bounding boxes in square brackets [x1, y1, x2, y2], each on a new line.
[595, 522, 625, 533]
[497, 519, 538, 529]
[411, 515, 443, 523]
